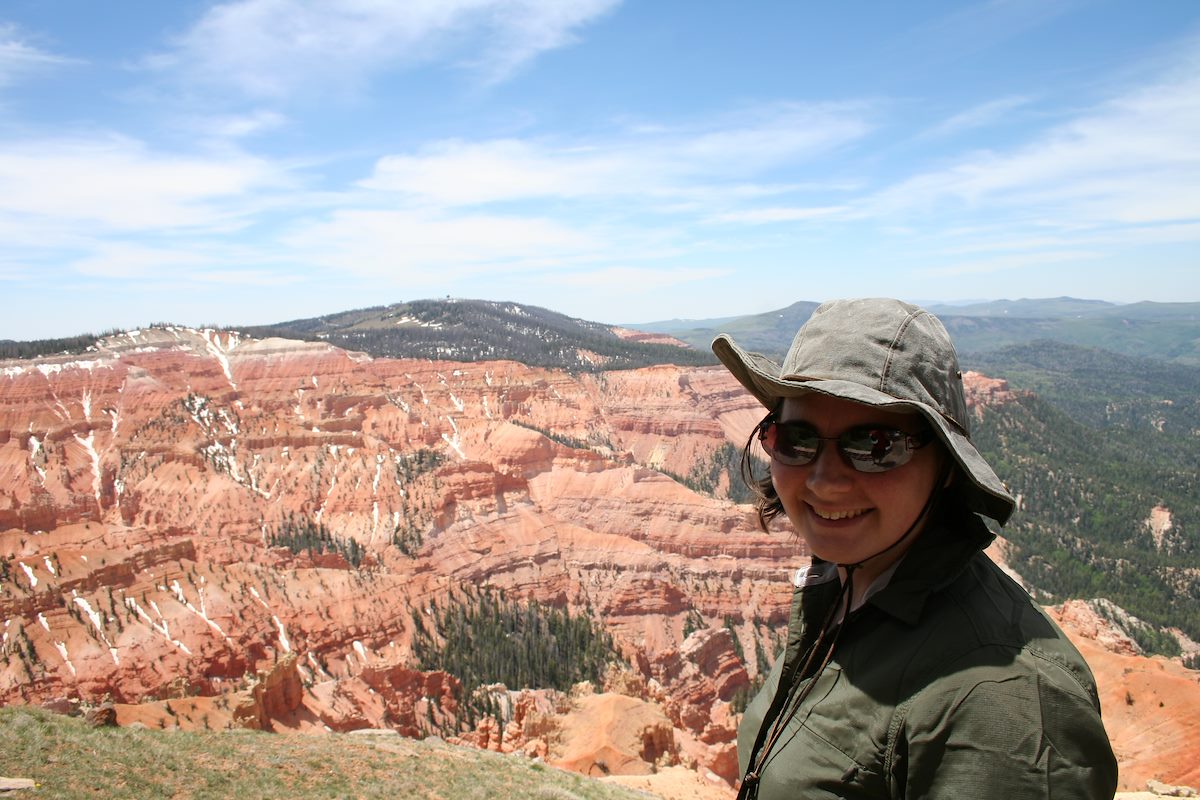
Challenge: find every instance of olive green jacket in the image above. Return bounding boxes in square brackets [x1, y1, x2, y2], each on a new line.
[738, 511, 1118, 799]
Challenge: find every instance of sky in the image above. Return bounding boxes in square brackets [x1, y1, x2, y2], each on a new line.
[1, 0, 1198, 339]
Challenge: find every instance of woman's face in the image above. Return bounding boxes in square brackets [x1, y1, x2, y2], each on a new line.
[769, 393, 945, 572]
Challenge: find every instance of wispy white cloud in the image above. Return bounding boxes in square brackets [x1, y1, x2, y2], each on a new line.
[0, 22, 74, 87]
[864, 43, 1200, 230]
[919, 249, 1099, 278]
[710, 206, 849, 225]
[549, 265, 729, 289]
[0, 135, 283, 230]
[70, 241, 304, 288]
[191, 110, 290, 140]
[0, 259, 31, 281]
[360, 102, 874, 207]
[918, 95, 1032, 140]
[150, 0, 622, 98]
[938, 221, 1200, 256]
[71, 243, 220, 279]
[282, 208, 598, 281]
[361, 138, 627, 205]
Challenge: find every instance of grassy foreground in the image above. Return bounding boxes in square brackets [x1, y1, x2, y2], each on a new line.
[0, 706, 651, 800]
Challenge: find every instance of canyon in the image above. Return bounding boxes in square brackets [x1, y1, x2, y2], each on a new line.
[1, 328, 1197, 794]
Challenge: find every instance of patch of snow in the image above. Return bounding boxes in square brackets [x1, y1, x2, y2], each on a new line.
[43, 555, 57, 576]
[442, 416, 466, 460]
[73, 597, 105, 635]
[38, 613, 50, 632]
[74, 431, 102, 505]
[33, 359, 108, 379]
[201, 330, 239, 390]
[394, 315, 444, 329]
[69, 596, 120, 664]
[18, 561, 37, 588]
[274, 615, 291, 653]
[125, 596, 193, 655]
[53, 641, 77, 676]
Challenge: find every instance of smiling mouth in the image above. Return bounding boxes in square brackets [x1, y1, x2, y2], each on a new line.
[811, 507, 870, 521]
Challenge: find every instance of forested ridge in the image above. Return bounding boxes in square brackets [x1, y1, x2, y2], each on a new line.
[242, 299, 716, 372]
[970, 342, 1200, 651]
[0, 334, 101, 360]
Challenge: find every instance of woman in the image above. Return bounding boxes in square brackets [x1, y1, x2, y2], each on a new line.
[712, 298, 1117, 799]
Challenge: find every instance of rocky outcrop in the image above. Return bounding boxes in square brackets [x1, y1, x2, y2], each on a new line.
[551, 690, 680, 777]
[1052, 601, 1200, 791]
[962, 370, 1019, 416]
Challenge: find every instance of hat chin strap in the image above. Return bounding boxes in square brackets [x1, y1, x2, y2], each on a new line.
[736, 461, 953, 800]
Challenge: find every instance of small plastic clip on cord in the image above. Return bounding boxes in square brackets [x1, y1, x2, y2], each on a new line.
[736, 771, 760, 800]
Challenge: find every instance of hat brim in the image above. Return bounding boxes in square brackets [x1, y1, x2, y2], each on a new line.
[713, 333, 1014, 525]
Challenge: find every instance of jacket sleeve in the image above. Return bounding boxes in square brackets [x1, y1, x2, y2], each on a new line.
[898, 659, 1118, 800]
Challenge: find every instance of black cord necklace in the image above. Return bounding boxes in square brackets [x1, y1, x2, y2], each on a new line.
[736, 467, 950, 800]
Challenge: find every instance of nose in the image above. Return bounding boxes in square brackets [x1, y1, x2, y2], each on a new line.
[805, 439, 855, 493]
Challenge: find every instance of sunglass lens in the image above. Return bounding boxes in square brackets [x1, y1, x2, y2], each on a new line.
[840, 427, 909, 472]
[762, 422, 819, 465]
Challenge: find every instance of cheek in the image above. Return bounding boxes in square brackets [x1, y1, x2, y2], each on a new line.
[768, 460, 798, 495]
[768, 463, 810, 519]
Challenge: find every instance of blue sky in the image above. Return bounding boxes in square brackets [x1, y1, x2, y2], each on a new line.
[1, 0, 1198, 339]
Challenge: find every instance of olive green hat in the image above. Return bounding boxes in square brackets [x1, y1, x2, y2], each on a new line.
[712, 297, 1014, 524]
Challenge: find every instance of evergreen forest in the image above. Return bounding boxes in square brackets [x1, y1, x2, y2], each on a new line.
[268, 514, 366, 568]
[410, 586, 623, 728]
[970, 342, 1200, 652]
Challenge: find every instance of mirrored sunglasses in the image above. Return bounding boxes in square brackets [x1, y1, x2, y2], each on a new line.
[758, 418, 934, 473]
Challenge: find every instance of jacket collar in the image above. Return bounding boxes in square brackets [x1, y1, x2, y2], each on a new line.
[864, 508, 995, 627]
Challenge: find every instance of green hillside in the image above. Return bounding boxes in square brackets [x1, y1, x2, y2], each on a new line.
[973, 392, 1199, 649]
[633, 298, 1200, 365]
[0, 706, 645, 800]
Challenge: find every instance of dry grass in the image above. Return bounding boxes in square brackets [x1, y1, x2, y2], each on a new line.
[0, 706, 654, 800]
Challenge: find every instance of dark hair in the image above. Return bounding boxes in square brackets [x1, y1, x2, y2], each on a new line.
[741, 412, 783, 531]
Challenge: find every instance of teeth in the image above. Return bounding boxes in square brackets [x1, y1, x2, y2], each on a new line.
[813, 507, 868, 521]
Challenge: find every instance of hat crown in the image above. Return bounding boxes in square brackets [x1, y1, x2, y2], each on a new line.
[782, 298, 968, 432]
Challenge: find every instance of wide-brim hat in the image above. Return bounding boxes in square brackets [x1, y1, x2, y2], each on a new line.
[712, 297, 1014, 524]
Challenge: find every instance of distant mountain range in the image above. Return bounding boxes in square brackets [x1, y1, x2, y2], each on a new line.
[6, 296, 1198, 368]
[636, 297, 1200, 366]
